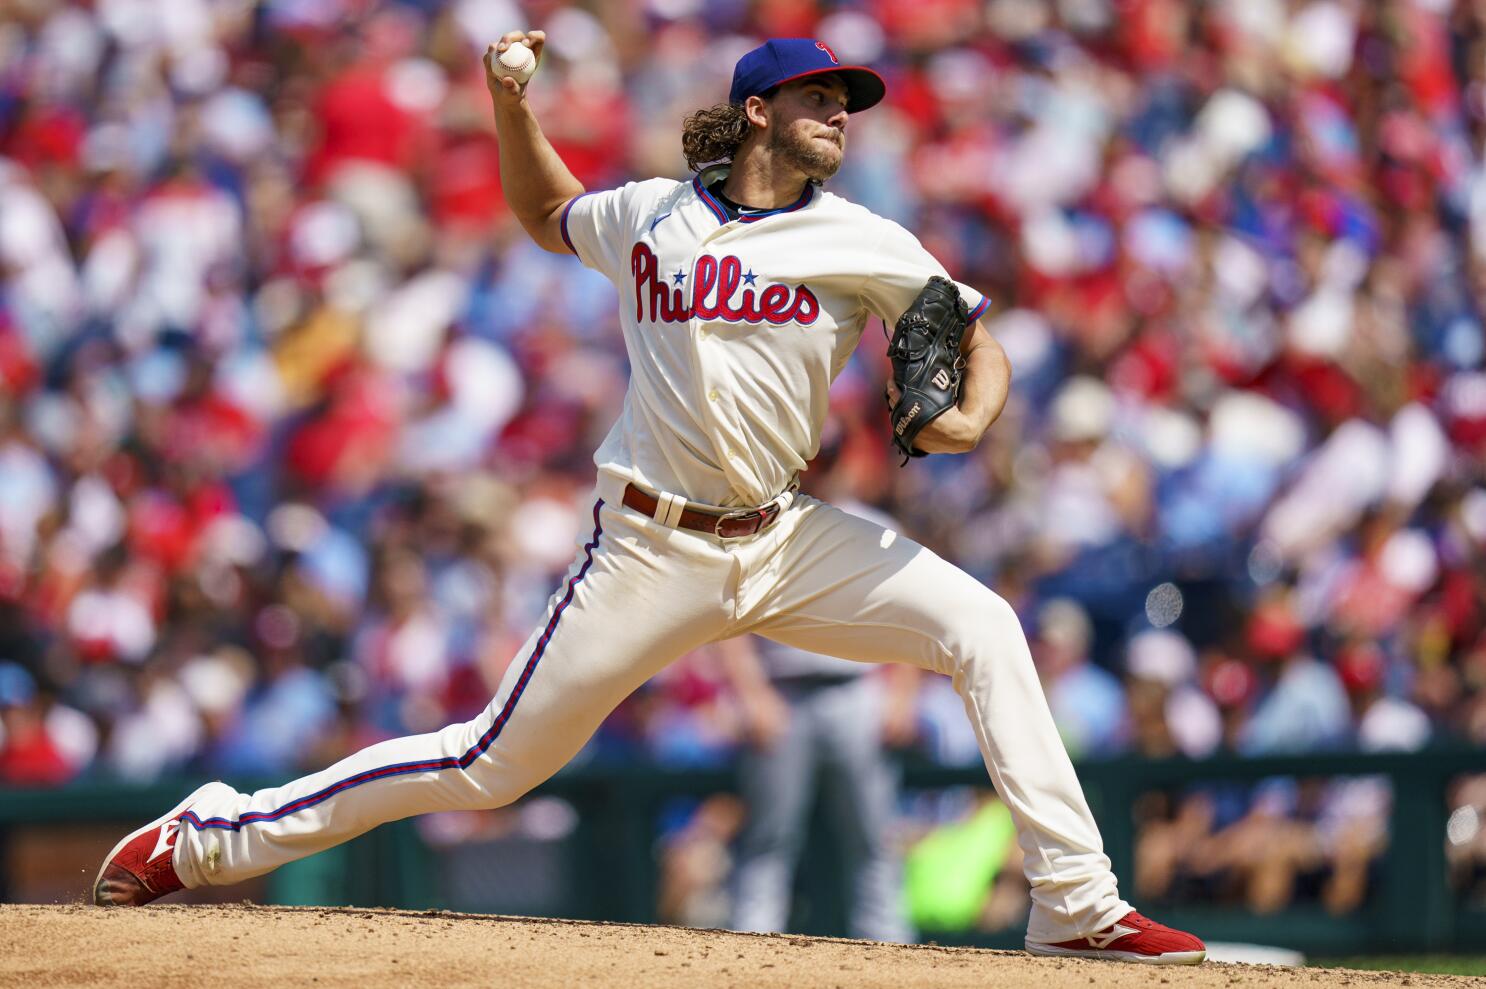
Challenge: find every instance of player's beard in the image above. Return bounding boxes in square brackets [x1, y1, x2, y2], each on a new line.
[770, 121, 844, 184]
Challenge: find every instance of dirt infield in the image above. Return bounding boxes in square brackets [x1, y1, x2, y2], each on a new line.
[0, 903, 1469, 988]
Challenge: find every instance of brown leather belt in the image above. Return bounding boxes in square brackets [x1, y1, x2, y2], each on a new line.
[622, 483, 788, 539]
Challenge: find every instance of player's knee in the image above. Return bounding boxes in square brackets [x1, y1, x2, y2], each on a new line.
[469, 767, 543, 810]
[940, 588, 1027, 674]
[456, 744, 561, 809]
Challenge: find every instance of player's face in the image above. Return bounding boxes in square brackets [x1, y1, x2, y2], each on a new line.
[767, 77, 850, 182]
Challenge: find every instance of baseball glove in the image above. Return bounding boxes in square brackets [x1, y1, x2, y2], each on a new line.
[886, 275, 969, 461]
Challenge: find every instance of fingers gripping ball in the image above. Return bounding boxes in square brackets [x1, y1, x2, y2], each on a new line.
[489, 41, 537, 85]
[887, 276, 969, 461]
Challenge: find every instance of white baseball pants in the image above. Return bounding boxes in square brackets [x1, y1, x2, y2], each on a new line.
[174, 481, 1130, 941]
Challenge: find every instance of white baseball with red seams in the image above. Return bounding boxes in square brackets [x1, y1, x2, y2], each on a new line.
[488, 41, 536, 85]
[164, 163, 1141, 947]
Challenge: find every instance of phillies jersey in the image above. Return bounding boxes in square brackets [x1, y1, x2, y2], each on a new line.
[561, 163, 990, 507]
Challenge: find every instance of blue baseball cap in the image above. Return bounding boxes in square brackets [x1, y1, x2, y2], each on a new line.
[729, 38, 886, 114]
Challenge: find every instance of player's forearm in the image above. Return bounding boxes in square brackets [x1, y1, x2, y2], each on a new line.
[491, 100, 585, 243]
[916, 324, 1009, 454]
[955, 327, 1011, 440]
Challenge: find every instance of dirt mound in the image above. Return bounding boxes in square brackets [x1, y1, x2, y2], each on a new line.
[0, 903, 1466, 988]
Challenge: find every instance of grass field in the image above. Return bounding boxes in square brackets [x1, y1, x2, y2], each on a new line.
[1314, 957, 1486, 977]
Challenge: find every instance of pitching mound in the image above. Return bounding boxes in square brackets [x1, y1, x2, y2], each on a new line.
[0, 903, 1469, 988]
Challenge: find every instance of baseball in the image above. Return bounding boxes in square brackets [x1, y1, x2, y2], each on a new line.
[489, 41, 537, 85]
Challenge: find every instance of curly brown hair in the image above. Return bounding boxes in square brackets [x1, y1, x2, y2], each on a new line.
[681, 101, 756, 172]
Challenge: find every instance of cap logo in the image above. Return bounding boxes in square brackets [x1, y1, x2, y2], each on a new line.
[815, 40, 839, 64]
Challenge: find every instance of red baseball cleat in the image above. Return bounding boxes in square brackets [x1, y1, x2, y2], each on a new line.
[1025, 910, 1206, 965]
[93, 782, 220, 907]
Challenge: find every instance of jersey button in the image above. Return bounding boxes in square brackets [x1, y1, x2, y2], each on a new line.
[707, 390, 719, 402]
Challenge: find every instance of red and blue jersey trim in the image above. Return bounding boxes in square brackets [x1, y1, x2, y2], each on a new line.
[692, 176, 730, 224]
[738, 184, 813, 223]
[968, 295, 990, 322]
[560, 191, 602, 256]
[692, 176, 814, 225]
[181, 501, 607, 833]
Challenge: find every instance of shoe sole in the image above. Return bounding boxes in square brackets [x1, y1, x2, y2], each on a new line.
[1025, 943, 1206, 965]
[92, 781, 220, 906]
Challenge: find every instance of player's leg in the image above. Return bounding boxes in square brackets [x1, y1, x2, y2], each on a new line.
[98, 500, 733, 901]
[746, 496, 1198, 959]
[813, 676, 913, 943]
[729, 683, 818, 933]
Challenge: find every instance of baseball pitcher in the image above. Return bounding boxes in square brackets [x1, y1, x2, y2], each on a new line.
[94, 33, 1205, 965]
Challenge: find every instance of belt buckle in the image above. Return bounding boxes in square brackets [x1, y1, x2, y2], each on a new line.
[716, 507, 764, 539]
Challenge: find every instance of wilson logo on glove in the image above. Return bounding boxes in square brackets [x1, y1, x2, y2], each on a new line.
[886, 276, 969, 462]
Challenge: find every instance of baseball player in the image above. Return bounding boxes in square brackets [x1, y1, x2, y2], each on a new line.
[94, 33, 1205, 965]
[722, 616, 918, 940]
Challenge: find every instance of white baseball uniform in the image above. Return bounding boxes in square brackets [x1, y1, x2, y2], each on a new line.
[172, 164, 1131, 942]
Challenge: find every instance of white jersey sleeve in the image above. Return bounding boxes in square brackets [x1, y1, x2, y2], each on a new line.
[860, 217, 991, 327]
[560, 179, 677, 281]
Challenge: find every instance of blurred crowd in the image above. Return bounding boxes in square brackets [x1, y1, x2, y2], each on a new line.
[7, 0, 1486, 923]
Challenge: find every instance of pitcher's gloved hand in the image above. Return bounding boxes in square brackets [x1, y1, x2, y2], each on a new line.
[886, 275, 969, 461]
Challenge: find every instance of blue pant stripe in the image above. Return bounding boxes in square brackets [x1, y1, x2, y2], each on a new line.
[183, 500, 606, 832]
